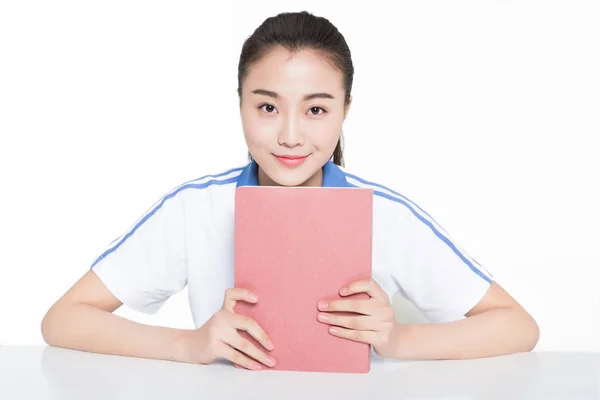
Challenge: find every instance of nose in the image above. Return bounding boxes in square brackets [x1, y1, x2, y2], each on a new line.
[277, 114, 304, 148]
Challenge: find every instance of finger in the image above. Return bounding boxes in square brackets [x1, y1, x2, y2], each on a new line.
[340, 279, 388, 300]
[222, 346, 264, 371]
[233, 314, 275, 351]
[225, 334, 276, 368]
[317, 313, 379, 331]
[222, 288, 258, 312]
[328, 326, 379, 345]
[318, 299, 373, 315]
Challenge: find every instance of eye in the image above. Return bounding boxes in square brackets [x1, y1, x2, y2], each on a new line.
[308, 106, 326, 116]
[258, 104, 278, 114]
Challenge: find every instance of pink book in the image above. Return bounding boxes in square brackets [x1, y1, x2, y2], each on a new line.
[233, 185, 373, 373]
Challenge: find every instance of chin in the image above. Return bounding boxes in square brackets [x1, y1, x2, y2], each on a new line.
[268, 171, 312, 187]
[253, 152, 324, 186]
[259, 161, 316, 187]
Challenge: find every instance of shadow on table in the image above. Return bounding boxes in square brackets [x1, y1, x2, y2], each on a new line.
[40, 347, 599, 400]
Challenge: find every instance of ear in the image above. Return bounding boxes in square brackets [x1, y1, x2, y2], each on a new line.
[344, 95, 353, 120]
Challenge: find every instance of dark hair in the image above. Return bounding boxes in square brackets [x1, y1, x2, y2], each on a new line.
[237, 11, 354, 167]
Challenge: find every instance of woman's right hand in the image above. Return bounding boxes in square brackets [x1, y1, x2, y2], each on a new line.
[180, 288, 276, 370]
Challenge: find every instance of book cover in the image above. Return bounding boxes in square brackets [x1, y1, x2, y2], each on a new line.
[234, 185, 373, 373]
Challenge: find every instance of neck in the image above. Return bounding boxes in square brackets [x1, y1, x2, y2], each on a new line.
[257, 167, 323, 187]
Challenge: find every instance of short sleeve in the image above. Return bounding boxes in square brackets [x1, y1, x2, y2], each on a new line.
[392, 208, 494, 323]
[90, 192, 187, 314]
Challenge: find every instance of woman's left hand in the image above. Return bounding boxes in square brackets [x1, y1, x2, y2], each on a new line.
[317, 279, 398, 358]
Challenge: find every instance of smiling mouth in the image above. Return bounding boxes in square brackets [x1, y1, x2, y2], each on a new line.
[273, 154, 309, 167]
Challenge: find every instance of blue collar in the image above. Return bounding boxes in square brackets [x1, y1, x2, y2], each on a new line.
[236, 159, 349, 188]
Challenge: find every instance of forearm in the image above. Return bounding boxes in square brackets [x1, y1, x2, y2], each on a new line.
[41, 303, 190, 363]
[392, 307, 540, 360]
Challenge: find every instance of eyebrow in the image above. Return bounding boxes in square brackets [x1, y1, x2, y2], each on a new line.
[251, 89, 335, 101]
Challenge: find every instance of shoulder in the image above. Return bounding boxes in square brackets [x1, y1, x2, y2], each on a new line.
[165, 164, 246, 201]
[177, 164, 245, 191]
[339, 164, 445, 230]
[339, 164, 414, 210]
[136, 164, 246, 221]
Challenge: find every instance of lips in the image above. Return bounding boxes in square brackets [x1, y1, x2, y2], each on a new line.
[277, 155, 307, 159]
[274, 154, 309, 167]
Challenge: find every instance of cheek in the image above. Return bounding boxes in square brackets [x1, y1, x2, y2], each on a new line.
[308, 116, 343, 146]
[241, 108, 271, 145]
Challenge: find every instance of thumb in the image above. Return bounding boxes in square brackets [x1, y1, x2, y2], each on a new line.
[222, 287, 258, 312]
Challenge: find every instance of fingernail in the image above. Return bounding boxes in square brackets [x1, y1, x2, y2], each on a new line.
[266, 340, 275, 350]
[266, 356, 276, 367]
[249, 293, 258, 301]
[329, 327, 339, 335]
[318, 313, 329, 321]
[340, 287, 348, 295]
[318, 302, 328, 310]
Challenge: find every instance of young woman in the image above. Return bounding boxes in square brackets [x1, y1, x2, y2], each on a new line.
[41, 11, 539, 371]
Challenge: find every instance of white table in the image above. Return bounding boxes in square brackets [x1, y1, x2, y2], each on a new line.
[1, 346, 598, 399]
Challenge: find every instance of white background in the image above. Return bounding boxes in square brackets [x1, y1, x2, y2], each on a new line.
[0, 0, 598, 352]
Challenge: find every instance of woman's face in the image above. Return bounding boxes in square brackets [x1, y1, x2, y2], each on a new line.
[240, 46, 351, 187]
